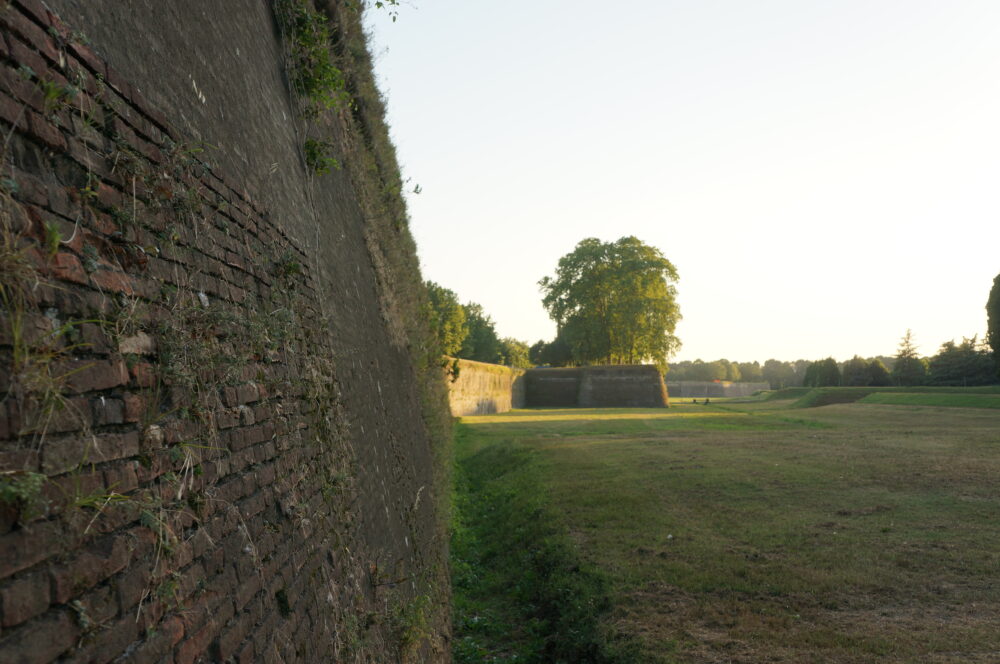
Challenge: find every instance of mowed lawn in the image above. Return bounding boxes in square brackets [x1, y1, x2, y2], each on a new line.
[458, 400, 1000, 663]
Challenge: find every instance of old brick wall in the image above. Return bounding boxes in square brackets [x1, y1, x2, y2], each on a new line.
[446, 359, 524, 416]
[577, 365, 669, 408]
[524, 367, 582, 408]
[0, 2, 446, 662]
[525, 366, 669, 408]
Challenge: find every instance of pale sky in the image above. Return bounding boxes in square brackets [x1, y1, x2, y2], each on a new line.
[365, 1, 1000, 363]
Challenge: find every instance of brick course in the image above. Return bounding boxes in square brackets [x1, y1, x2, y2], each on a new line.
[0, 2, 440, 660]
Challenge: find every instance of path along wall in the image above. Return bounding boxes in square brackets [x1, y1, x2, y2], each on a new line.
[447, 359, 524, 416]
[666, 381, 770, 398]
[0, 2, 450, 662]
[525, 365, 669, 408]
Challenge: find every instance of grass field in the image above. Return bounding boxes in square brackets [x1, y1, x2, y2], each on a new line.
[452, 398, 1000, 663]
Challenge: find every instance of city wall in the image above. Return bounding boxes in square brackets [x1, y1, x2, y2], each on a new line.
[0, 2, 449, 661]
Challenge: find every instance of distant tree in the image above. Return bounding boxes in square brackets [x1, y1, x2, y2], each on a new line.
[737, 361, 763, 383]
[763, 359, 796, 389]
[792, 359, 811, 386]
[841, 356, 871, 387]
[539, 236, 681, 370]
[804, 358, 840, 387]
[721, 359, 741, 382]
[528, 339, 547, 366]
[927, 336, 995, 386]
[666, 360, 692, 380]
[424, 281, 468, 356]
[705, 360, 728, 381]
[529, 334, 573, 367]
[458, 302, 502, 364]
[498, 337, 531, 368]
[892, 330, 927, 386]
[988, 273, 1000, 376]
[866, 358, 892, 386]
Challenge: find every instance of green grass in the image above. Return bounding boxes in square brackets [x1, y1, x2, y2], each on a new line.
[456, 403, 1000, 663]
[451, 427, 640, 663]
[859, 392, 1000, 409]
[766, 386, 1000, 409]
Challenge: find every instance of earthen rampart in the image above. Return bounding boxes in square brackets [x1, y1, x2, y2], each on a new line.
[0, 2, 448, 661]
[447, 359, 525, 416]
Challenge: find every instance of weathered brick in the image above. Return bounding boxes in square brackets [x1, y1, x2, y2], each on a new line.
[0, 572, 50, 626]
[174, 618, 219, 664]
[89, 269, 136, 295]
[0, 610, 79, 662]
[61, 358, 129, 393]
[114, 562, 150, 615]
[125, 614, 182, 664]
[7, 37, 48, 85]
[62, 613, 140, 664]
[26, 110, 66, 152]
[49, 251, 87, 284]
[91, 396, 125, 426]
[0, 90, 29, 130]
[130, 362, 157, 388]
[41, 430, 139, 475]
[0, 520, 62, 579]
[49, 535, 131, 604]
[122, 393, 144, 423]
[79, 322, 112, 354]
[13, 0, 53, 29]
[102, 462, 139, 494]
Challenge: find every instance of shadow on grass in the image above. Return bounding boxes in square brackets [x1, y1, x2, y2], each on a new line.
[452, 428, 643, 663]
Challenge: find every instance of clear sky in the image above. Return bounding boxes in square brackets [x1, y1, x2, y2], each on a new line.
[365, 1, 1000, 363]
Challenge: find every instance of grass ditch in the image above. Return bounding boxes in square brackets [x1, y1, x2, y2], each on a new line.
[451, 424, 640, 663]
[858, 391, 1000, 409]
[459, 405, 1000, 662]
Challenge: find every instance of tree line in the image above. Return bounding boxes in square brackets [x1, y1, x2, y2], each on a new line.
[671, 328, 998, 389]
[424, 282, 532, 368]
[426, 256, 1000, 386]
[426, 236, 683, 372]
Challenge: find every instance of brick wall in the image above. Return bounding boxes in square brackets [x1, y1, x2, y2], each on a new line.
[0, 2, 443, 662]
[524, 366, 669, 408]
[446, 359, 524, 416]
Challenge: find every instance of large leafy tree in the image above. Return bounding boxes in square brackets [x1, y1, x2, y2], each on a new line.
[841, 356, 871, 386]
[891, 329, 927, 386]
[529, 335, 573, 367]
[803, 358, 840, 387]
[763, 359, 797, 389]
[867, 358, 892, 386]
[988, 273, 1000, 375]
[539, 236, 681, 370]
[458, 302, 502, 364]
[498, 337, 531, 368]
[927, 336, 995, 386]
[424, 281, 468, 356]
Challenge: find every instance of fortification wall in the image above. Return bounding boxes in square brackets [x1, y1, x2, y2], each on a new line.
[667, 381, 770, 398]
[0, 2, 448, 662]
[447, 359, 524, 416]
[525, 366, 669, 408]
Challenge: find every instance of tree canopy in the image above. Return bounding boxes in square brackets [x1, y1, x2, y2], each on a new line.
[498, 337, 531, 368]
[891, 329, 927, 386]
[988, 273, 1000, 376]
[539, 236, 681, 370]
[424, 281, 468, 356]
[927, 336, 995, 386]
[458, 302, 502, 364]
[803, 358, 841, 387]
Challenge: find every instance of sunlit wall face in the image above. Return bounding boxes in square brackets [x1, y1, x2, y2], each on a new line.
[366, 0, 1000, 362]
